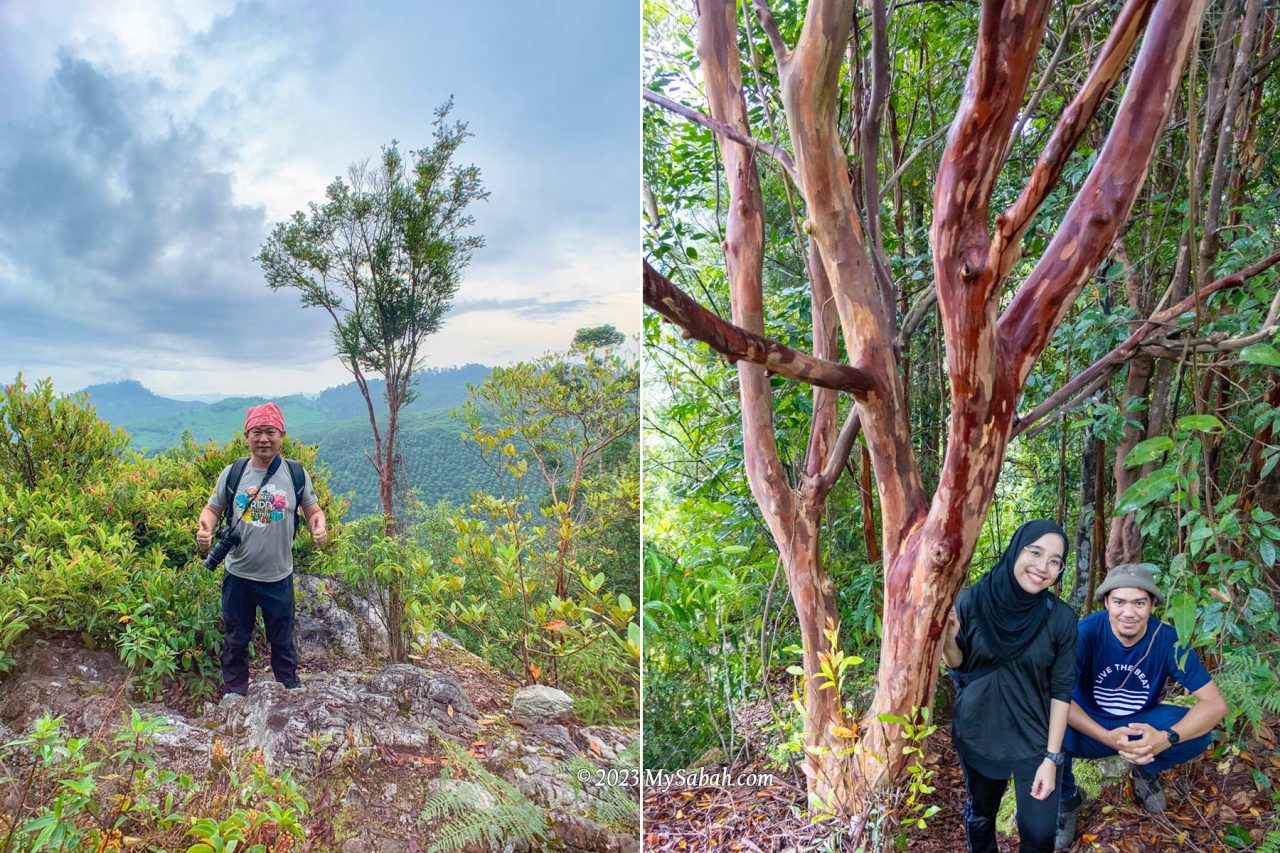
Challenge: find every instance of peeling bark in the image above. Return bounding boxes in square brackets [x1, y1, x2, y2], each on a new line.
[645, 0, 1222, 815]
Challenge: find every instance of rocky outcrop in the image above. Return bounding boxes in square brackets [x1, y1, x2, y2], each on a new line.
[293, 574, 364, 660]
[0, 590, 638, 852]
[511, 684, 574, 725]
[212, 664, 478, 775]
[487, 718, 639, 852]
[345, 583, 392, 659]
[0, 637, 131, 735]
[293, 574, 393, 661]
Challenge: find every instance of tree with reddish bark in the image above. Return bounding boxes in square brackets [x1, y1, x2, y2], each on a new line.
[643, 0, 1280, 825]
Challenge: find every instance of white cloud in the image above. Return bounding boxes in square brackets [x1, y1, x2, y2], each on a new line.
[0, 1, 638, 400]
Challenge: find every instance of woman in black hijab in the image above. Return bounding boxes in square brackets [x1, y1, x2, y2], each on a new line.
[941, 519, 1078, 853]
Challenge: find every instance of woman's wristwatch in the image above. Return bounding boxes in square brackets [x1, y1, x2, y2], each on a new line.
[1043, 750, 1066, 766]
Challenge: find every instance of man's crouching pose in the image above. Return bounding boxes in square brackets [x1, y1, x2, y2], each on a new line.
[1055, 564, 1227, 850]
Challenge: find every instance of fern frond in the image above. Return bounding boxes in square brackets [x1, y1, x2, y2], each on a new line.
[421, 740, 546, 853]
[563, 752, 639, 829]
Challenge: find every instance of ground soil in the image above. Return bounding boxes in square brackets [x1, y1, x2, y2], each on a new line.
[642, 721, 1280, 852]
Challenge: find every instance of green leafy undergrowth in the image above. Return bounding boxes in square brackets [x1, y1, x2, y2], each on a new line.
[0, 376, 339, 701]
[0, 711, 308, 853]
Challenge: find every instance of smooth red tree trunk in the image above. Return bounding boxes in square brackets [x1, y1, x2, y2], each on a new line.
[645, 0, 1256, 821]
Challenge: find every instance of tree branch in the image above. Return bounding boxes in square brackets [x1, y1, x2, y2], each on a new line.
[812, 408, 863, 500]
[878, 125, 947, 198]
[751, 0, 790, 63]
[696, 0, 794, 550]
[644, 261, 876, 395]
[803, 243, 842, 477]
[1013, 248, 1280, 435]
[988, 0, 1158, 285]
[932, 0, 1051, 410]
[999, 0, 1208, 385]
[1252, 37, 1280, 83]
[860, 0, 896, 324]
[897, 285, 938, 347]
[1000, 0, 1106, 166]
[1019, 366, 1118, 439]
[643, 89, 798, 182]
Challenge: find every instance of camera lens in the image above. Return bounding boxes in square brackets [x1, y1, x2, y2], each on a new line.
[203, 527, 241, 571]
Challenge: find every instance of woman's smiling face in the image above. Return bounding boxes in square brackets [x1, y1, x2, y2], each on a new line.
[1012, 532, 1065, 594]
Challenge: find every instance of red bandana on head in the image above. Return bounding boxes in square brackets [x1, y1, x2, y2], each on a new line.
[244, 402, 285, 434]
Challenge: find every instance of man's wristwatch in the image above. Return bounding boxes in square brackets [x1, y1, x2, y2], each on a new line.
[1043, 750, 1066, 766]
[1164, 728, 1181, 745]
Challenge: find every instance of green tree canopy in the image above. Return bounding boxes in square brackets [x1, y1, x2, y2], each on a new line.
[257, 98, 487, 662]
[573, 324, 626, 351]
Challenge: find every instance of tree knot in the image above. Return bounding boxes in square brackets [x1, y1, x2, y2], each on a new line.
[930, 543, 954, 567]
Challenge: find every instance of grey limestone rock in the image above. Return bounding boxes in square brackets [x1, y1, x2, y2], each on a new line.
[293, 574, 363, 659]
[211, 665, 478, 774]
[486, 723, 639, 822]
[346, 587, 391, 658]
[511, 684, 574, 725]
[578, 726, 631, 763]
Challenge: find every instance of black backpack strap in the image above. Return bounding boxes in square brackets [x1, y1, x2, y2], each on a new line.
[223, 457, 250, 527]
[286, 459, 306, 539]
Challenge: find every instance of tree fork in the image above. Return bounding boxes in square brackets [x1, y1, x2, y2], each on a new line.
[652, 0, 1221, 817]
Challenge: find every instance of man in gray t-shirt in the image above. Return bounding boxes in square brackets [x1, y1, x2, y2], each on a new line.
[197, 402, 328, 695]
[207, 455, 319, 582]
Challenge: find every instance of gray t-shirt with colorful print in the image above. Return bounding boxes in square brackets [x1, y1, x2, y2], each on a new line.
[208, 458, 317, 583]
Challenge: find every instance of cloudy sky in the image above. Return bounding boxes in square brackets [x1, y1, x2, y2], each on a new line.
[0, 1, 638, 398]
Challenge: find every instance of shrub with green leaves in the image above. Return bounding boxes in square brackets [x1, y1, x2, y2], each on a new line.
[0, 376, 338, 698]
[0, 375, 132, 493]
[0, 711, 308, 853]
[449, 346, 640, 722]
[317, 511, 464, 656]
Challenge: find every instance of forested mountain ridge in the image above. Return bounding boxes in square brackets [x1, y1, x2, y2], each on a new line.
[81, 366, 497, 517]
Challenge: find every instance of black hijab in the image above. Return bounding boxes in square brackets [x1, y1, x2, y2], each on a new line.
[970, 519, 1068, 660]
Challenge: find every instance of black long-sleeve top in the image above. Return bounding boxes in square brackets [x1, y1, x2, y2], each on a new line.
[949, 586, 1078, 774]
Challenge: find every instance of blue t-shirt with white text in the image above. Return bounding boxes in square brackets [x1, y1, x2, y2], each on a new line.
[1073, 611, 1210, 719]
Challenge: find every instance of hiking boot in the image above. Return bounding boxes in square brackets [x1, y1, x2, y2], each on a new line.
[1130, 767, 1166, 814]
[1055, 789, 1085, 850]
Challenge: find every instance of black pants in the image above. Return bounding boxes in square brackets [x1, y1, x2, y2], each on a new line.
[960, 757, 1060, 853]
[220, 572, 298, 693]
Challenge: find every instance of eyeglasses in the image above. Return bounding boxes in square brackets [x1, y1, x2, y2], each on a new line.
[1021, 545, 1064, 574]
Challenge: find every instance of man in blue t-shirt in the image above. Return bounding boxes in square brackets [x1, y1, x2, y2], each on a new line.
[1054, 564, 1228, 850]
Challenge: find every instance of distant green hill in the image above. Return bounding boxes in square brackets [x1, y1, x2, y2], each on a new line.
[82, 367, 500, 518]
[299, 409, 504, 517]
